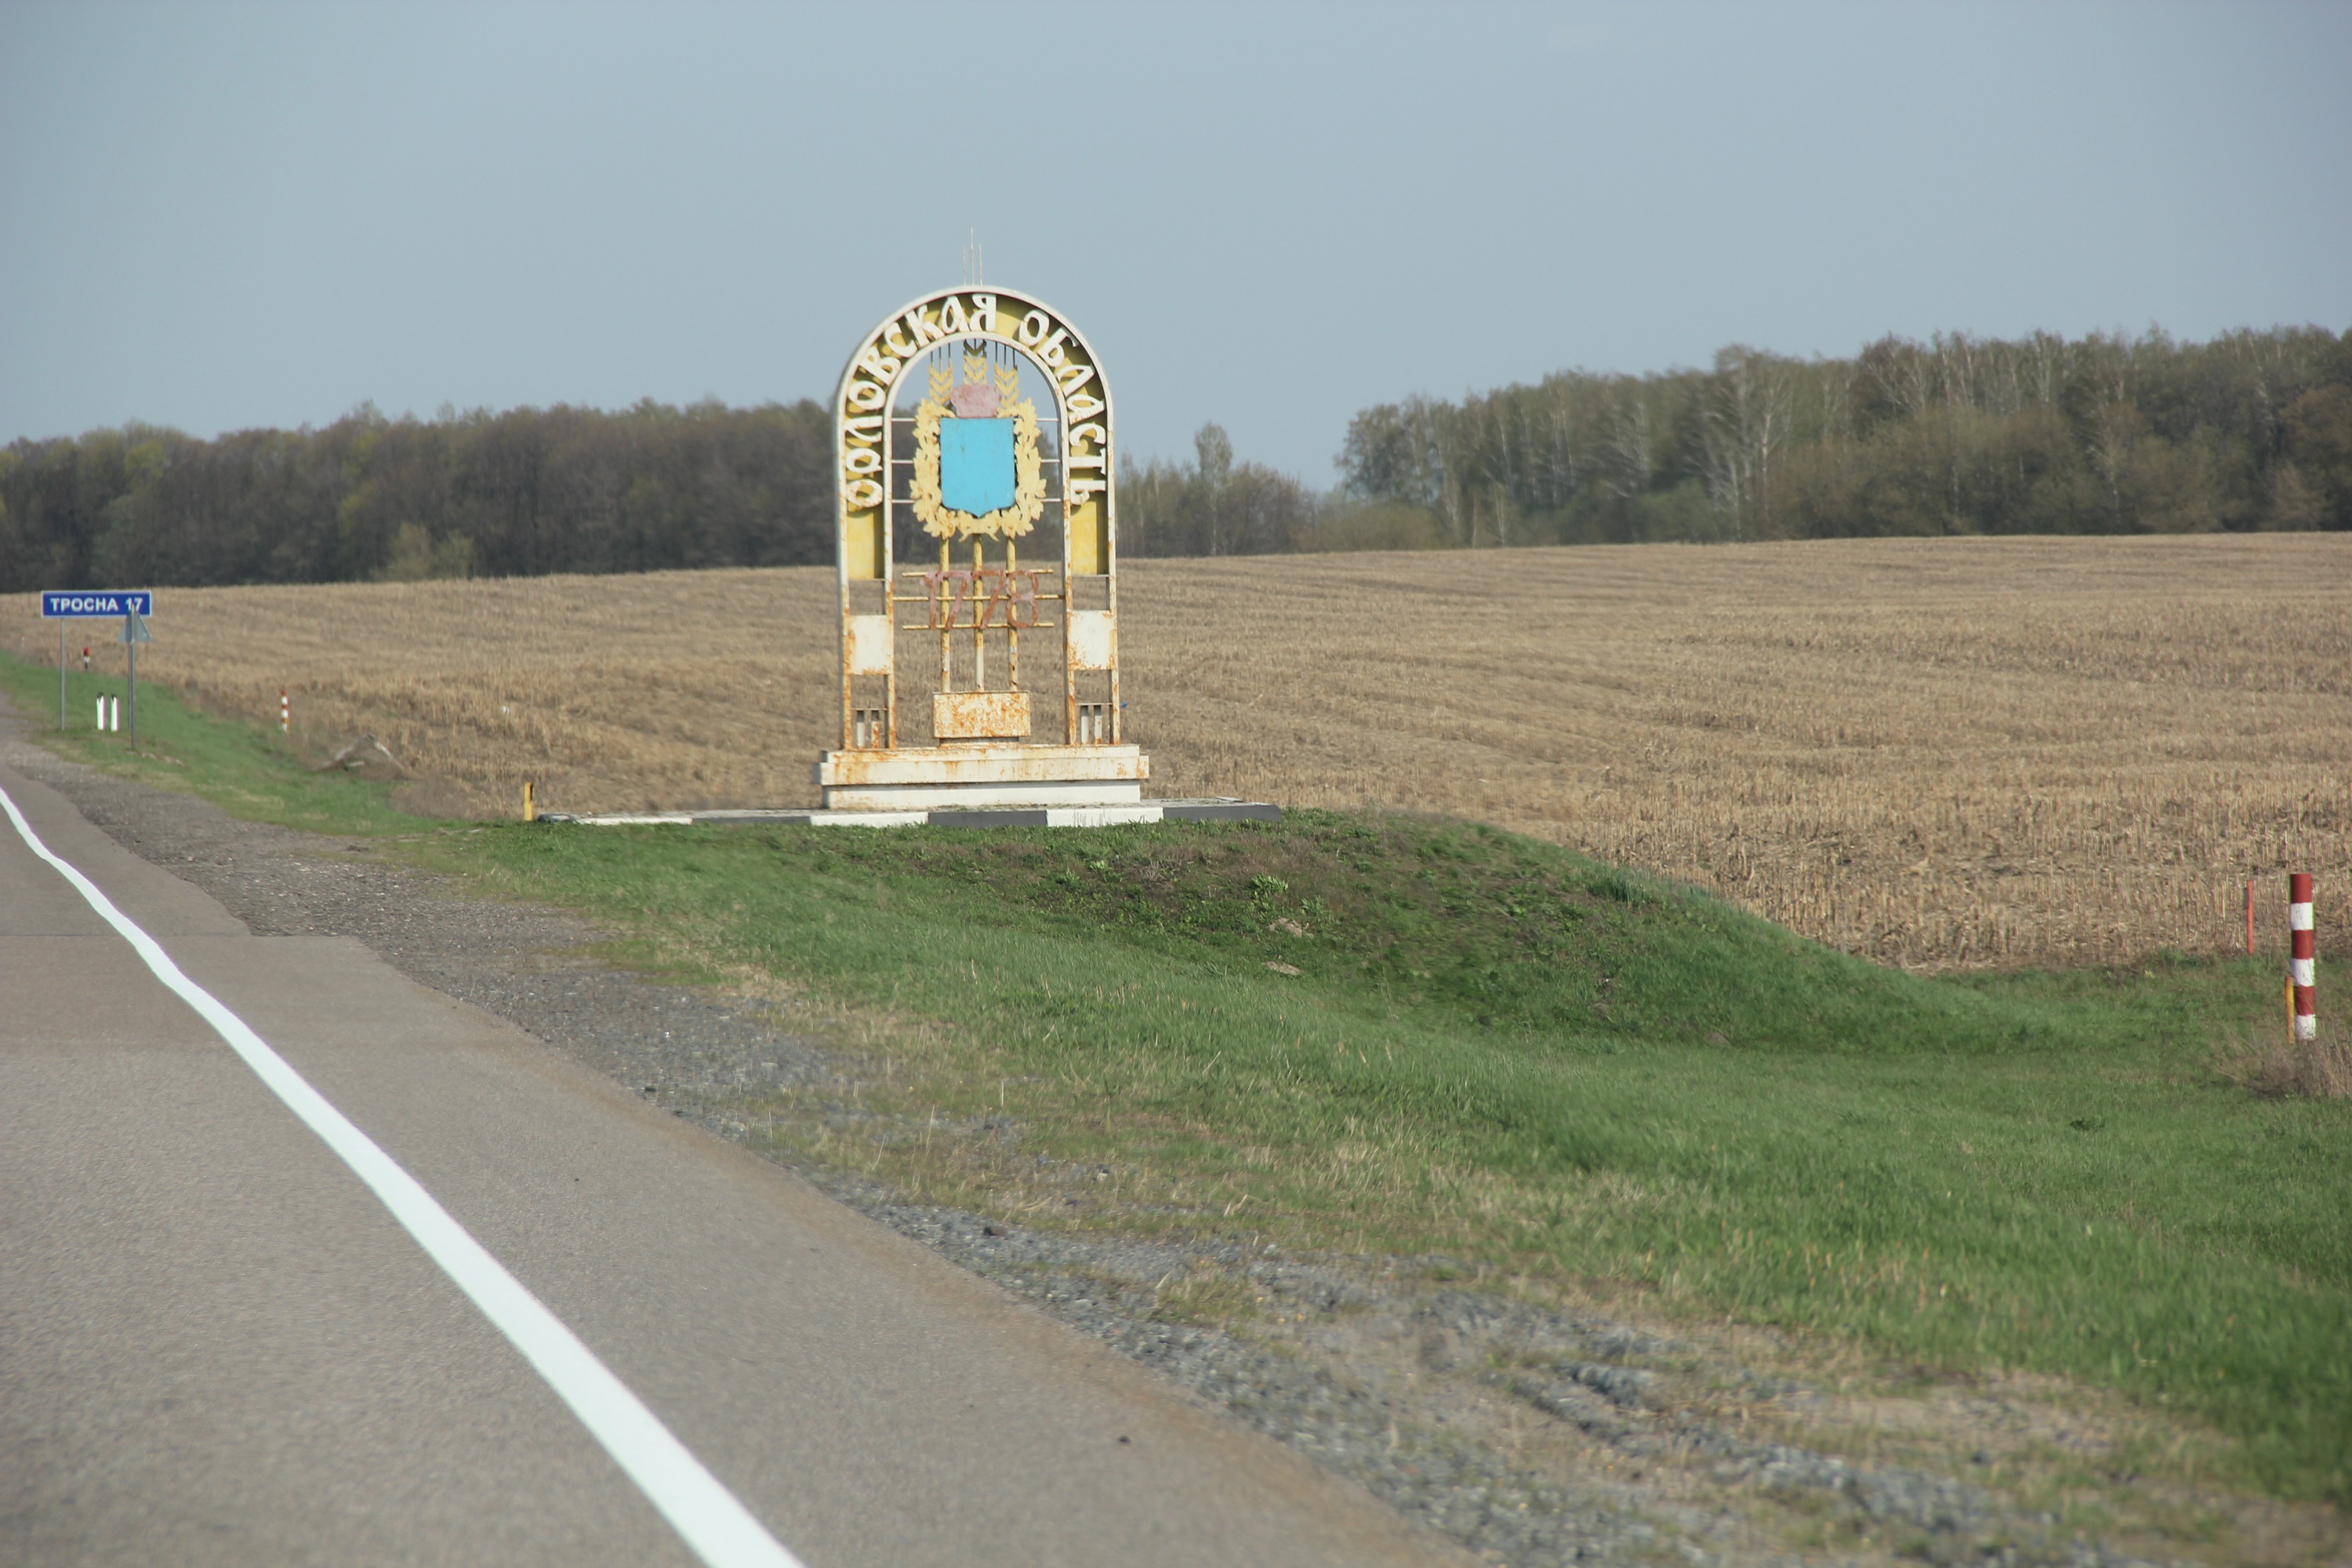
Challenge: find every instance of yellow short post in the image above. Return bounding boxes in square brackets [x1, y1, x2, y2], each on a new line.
[523, 780, 535, 822]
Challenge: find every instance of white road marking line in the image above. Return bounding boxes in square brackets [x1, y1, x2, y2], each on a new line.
[1, 783, 804, 1568]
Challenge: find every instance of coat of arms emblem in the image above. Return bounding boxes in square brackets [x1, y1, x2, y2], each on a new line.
[912, 351, 1047, 539]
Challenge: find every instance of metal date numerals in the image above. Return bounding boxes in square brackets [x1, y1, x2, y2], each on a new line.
[900, 568, 1054, 631]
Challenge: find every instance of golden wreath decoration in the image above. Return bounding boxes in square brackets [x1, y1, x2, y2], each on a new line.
[912, 353, 1045, 540]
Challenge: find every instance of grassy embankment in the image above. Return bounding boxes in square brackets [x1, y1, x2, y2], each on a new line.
[4, 655, 430, 836]
[5, 652, 2346, 1505]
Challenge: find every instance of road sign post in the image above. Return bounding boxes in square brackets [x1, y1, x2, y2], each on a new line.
[121, 607, 151, 741]
[41, 593, 154, 739]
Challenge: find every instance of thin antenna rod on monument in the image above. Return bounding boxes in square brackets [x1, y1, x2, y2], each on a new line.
[961, 227, 983, 289]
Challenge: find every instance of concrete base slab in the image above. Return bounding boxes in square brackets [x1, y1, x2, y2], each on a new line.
[814, 742, 1150, 811]
[826, 778, 1146, 811]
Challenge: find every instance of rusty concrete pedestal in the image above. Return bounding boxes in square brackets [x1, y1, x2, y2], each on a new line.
[814, 741, 1147, 812]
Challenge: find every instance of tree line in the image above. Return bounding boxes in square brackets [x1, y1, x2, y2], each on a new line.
[1334, 325, 2352, 546]
[1, 398, 834, 591]
[6, 324, 2348, 591]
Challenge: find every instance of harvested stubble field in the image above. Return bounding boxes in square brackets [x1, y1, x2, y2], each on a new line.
[9, 533, 2347, 971]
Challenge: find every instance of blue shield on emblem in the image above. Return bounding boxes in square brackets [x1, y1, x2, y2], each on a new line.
[939, 418, 1016, 515]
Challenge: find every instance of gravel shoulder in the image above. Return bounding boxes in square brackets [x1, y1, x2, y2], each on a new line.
[3, 710, 2334, 1568]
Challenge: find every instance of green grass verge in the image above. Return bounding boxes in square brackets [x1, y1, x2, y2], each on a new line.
[0, 652, 431, 836]
[4, 651, 2345, 1501]
[450, 815, 2349, 1502]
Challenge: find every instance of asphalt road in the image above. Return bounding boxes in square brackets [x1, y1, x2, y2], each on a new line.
[0, 756, 1454, 1568]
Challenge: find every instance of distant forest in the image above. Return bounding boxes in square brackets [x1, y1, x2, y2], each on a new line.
[1330, 325, 2352, 547]
[4, 325, 2348, 591]
[0, 398, 835, 591]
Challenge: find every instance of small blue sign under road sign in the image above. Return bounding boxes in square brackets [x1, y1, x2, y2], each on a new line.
[42, 590, 154, 618]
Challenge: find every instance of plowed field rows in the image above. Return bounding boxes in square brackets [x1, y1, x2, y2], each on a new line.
[10, 534, 2347, 970]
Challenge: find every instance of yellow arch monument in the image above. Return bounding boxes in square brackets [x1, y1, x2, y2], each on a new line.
[818, 285, 1145, 812]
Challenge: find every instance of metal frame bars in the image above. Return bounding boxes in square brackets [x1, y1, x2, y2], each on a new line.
[831, 287, 1115, 752]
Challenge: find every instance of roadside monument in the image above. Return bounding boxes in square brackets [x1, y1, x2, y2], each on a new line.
[545, 284, 1274, 827]
[818, 285, 1146, 813]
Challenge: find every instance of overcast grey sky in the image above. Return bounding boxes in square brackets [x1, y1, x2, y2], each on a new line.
[3, 1, 2347, 481]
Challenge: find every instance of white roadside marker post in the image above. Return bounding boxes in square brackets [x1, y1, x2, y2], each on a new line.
[2290, 873, 2316, 1044]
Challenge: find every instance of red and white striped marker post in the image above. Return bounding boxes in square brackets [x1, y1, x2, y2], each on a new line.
[2290, 873, 2316, 1043]
[280, 689, 290, 735]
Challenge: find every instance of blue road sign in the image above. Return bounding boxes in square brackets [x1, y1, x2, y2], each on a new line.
[42, 590, 153, 618]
